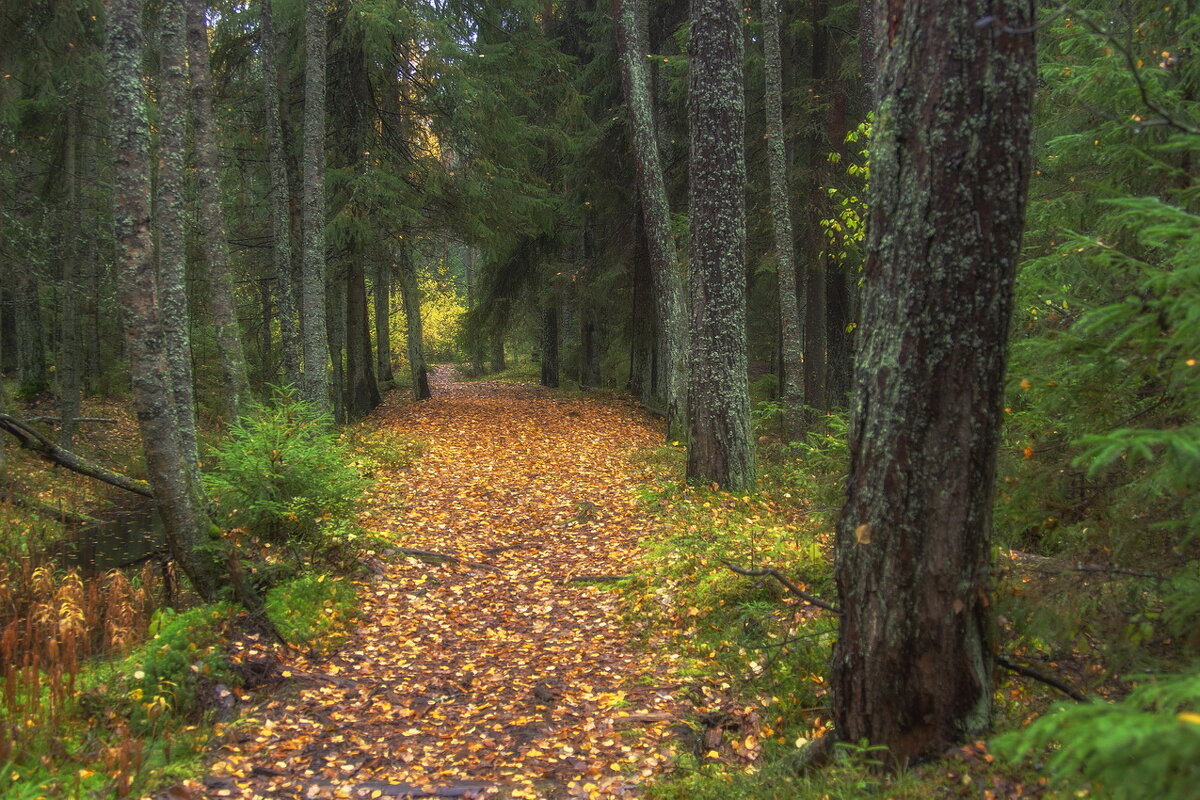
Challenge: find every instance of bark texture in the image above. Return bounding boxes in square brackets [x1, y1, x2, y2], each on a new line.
[106, 0, 222, 601]
[188, 0, 250, 420]
[614, 0, 687, 437]
[375, 260, 394, 383]
[830, 0, 1036, 762]
[760, 0, 804, 440]
[157, 0, 200, 468]
[300, 0, 331, 410]
[686, 0, 754, 491]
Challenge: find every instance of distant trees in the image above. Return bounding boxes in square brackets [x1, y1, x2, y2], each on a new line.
[830, 0, 1036, 760]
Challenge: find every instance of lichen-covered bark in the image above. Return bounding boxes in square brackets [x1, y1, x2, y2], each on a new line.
[830, 0, 1035, 761]
[760, 0, 804, 440]
[686, 0, 755, 492]
[259, 0, 301, 388]
[188, 0, 250, 421]
[156, 0, 200, 467]
[300, 0, 331, 410]
[396, 245, 430, 400]
[615, 0, 687, 438]
[106, 0, 221, 602]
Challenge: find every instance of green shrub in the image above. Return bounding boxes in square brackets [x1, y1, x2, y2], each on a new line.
[204, 388, 368, 568]
[265, 574, 357, 650]
[997, 670, 1200, 799]
[87, 604, 235, 732]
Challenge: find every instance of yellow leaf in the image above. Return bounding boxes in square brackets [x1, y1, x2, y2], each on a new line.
[1179, 712, 1200, 725]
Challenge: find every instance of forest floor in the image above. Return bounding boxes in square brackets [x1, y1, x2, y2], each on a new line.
[200, 367, 692, 799]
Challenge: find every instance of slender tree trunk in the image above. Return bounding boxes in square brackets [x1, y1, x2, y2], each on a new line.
[259, 0, 301, 389]
[188, 0, 250, 420]
[397, 243, 430, 399]
[326, 266, 346, 422]
[490, 335, 505, 374]
[374, 260, 394, 383]
[686, 0, 754, 491]
[802, 254, 827, 411]
[156, 0, 200, 468]
[825, 265, 853, 407]
[760, 0, 804, 439]
[539, 303, 559, 388]
[345, 256, 380, 418]
[300, 0, 331, 410]
[628, 206, 655, 401]
[59, 108, 83, 449]
[830, 0, 1035, 761]
[106, 0, 223, 602]
[465, 247, 483, 377]
[615, 0, 687, 438]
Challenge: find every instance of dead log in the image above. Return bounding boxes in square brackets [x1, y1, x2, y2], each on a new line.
[718, 559, 840, 613]
[0, 413, 153, 497]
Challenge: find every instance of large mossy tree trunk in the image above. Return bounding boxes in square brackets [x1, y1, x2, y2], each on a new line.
[615, 0, 687, 438]
[188, 0, 250, 421]
[830, 0, 1035, 762]
[300, 0, 331, 411]
[760, 0, 804, 440]
[374, 260, 394, 383]
[106, 0, 223, 602]
[259, 0, 301, 389]
[156, 0, 200, 468]
[685, 0, 755, 492]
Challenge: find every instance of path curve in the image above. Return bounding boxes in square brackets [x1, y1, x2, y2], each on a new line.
[203, 368, 684, 799]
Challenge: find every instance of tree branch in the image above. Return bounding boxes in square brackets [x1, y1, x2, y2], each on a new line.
[995, 654, 1088, 702]
[0, 414, 153, 497]
[718, 559, 841, 613]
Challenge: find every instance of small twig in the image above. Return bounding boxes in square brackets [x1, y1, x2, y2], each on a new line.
[718, 560, 841, 613]
[387, 546, 459, 563]
[569, 574, 631, 584]
[26, 416, 119, 425]
[996, 655, 1087, 702]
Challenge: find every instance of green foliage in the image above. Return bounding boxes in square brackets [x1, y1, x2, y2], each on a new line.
[997, 671, 1200, 800]
[756, 411, 850, 513]
[204, 387, 368, 568]
[85, 603, 236, 734]
[265, 574, 357, 650]
[820, 116, 871, 273]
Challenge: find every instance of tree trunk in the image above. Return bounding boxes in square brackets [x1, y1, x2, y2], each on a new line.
[374, 260, 394, 383]
[628, 206, 655, 402]
[615, 0, 687, 438]
[106, 0, 224, 602]
[830, 0, 1035, 762]
[15, 269, 47, 398]
[802, 253, 827, 412]
[326, 265, 346, 422]
[259, 0, 301, 389]
[156, 0, 200, 468]
[188, 0, 250, 421]
[397, 244, 430, 400]
[300, 0, 331, 410]
[825, 264, 853, 408]
[59, 108, 83, 449]
[760, 0, 804, 440]
[490, 335, 505, 374]
[686, 0, 755, 492]
[345, 256, 380, 419]
[539, 303, 559, 388]
[465, 247, 483, 377]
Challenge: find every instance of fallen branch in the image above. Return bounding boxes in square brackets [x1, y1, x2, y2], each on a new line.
[569, 574, 631, 584]
[282, 668, 359, 690]
[996, 654, 1087, 702]
[26, 416, 119, 425]
[0, 484, 101, 525]
[0, 414, 153, 497]
[386, 547, 459, 563]
[718, 560, 841, 613]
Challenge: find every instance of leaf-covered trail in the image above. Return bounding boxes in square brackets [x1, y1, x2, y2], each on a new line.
[206, 368, 687, 799]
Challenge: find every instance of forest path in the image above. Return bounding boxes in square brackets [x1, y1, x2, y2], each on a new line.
[204, 368, 685, 799]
